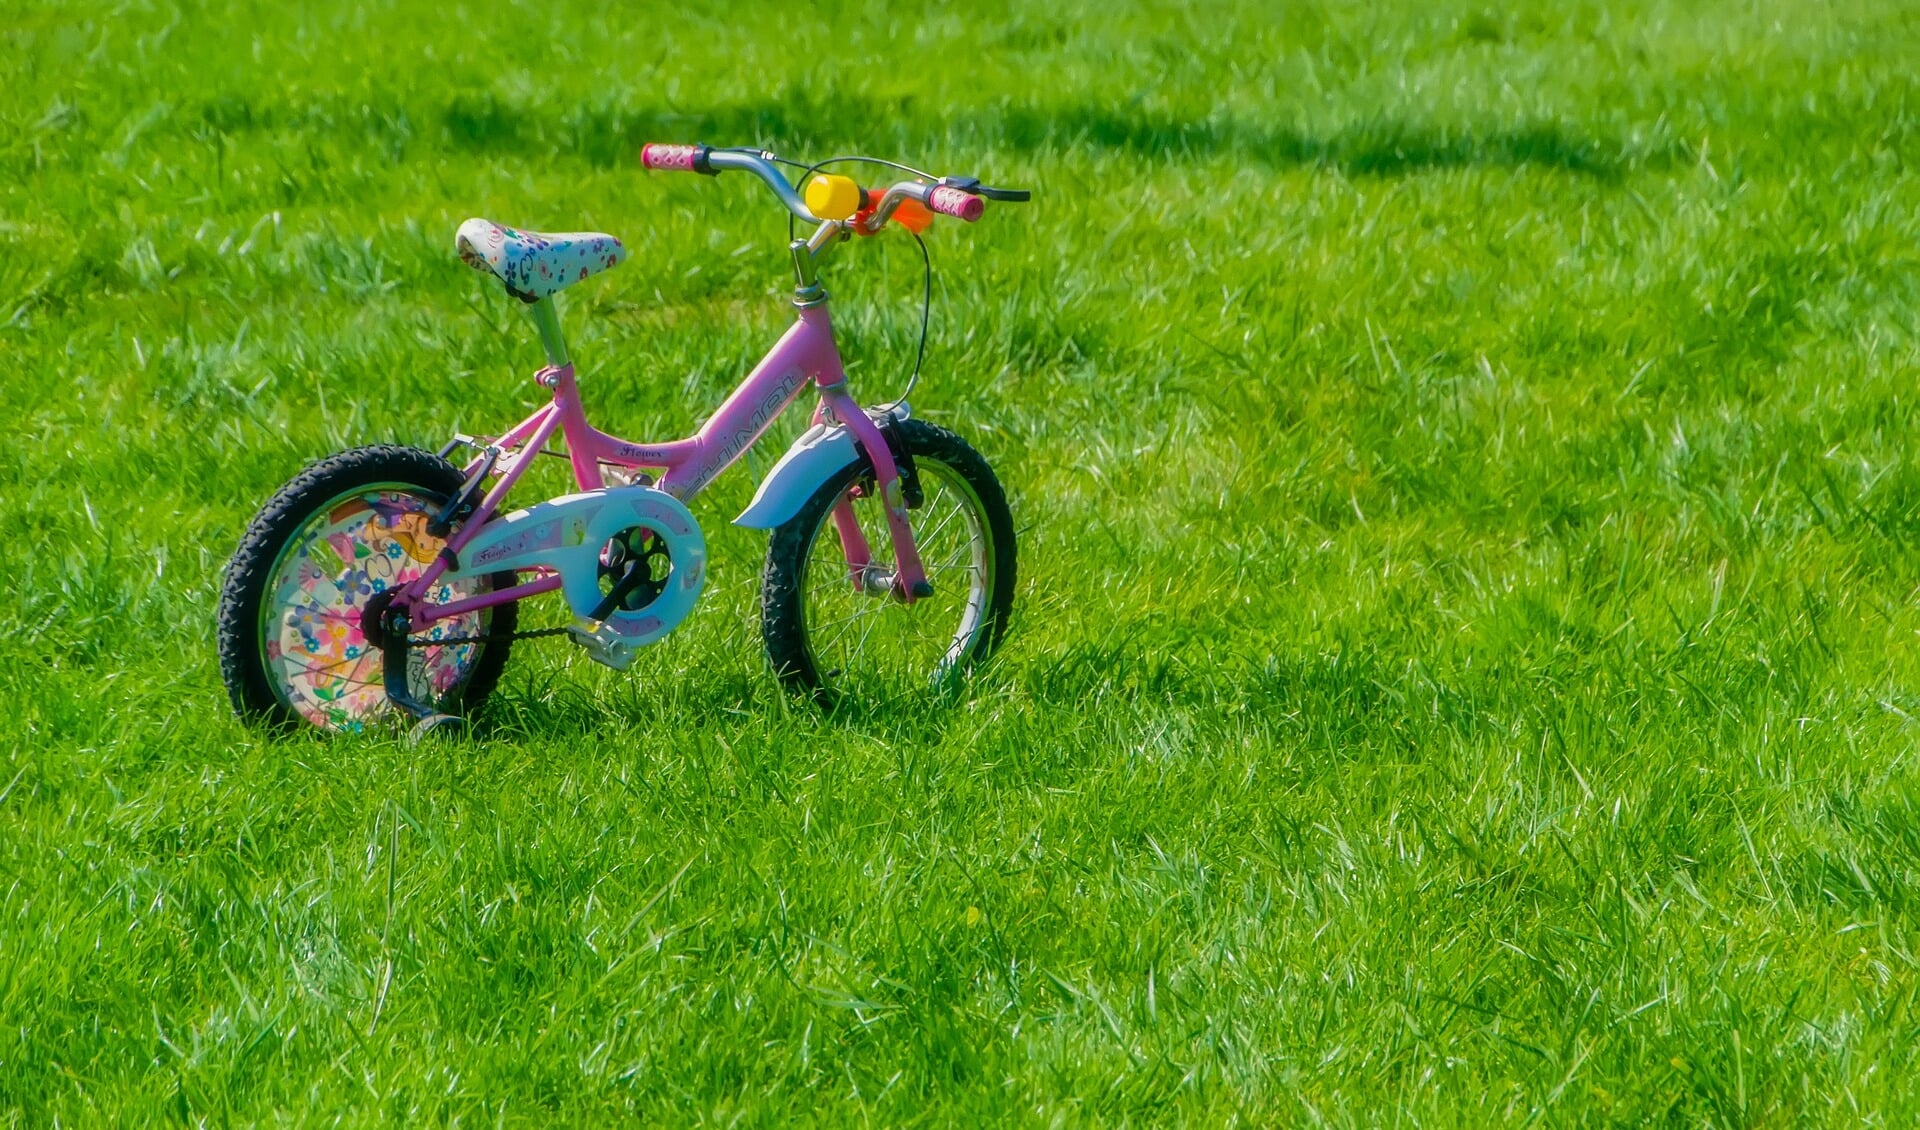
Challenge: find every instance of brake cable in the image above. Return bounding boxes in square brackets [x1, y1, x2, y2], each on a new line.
[881, 228, 932, 412]
[422, 154, 966, 647]
[772, 153, 938, 412]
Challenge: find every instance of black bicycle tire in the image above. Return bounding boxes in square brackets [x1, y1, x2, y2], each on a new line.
[761, 418, 1016, 698]
[215, 444, 517, 732]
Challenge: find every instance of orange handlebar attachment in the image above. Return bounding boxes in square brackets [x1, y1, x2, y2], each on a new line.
[809, 173, 940, 234]
[889, 197, 934, 234]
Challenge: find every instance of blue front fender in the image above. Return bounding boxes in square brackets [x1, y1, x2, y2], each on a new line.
[733, 422, 863, 529]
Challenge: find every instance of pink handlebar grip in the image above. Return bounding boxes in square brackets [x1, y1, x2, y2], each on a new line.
[927, 186, 984, 222]
[642, 143, 704, 171]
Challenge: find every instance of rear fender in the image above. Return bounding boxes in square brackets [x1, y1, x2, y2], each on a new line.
[734, 423, 862, 529]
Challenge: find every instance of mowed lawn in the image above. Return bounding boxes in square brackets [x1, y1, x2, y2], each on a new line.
[5, 0, 1920, 1122]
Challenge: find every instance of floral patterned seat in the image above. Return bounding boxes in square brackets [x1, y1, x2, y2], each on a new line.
[454, 219, 626, 302]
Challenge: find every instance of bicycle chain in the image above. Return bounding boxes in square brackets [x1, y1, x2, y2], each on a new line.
[408, 625, 576, 647]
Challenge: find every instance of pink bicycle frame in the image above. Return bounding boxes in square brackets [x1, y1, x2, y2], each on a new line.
[397, 302, 928, 624]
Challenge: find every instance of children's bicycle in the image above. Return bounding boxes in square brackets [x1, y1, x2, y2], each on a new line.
[216, 144, 1028, 734]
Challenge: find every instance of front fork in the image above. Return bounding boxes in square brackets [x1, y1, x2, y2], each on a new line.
[815, 390, 932, 602]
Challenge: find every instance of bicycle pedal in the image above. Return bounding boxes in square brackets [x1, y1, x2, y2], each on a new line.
[568, 618, 637, 671]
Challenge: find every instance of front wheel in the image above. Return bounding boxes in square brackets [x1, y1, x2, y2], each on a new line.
[762, 417, 1016, 698]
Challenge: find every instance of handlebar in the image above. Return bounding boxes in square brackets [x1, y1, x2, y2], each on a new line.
[639, 142, 708, 172]
[642, 143, 823, 222]
[924, 186, 984, 222]
[641, 142, 1027, 232]
[855, 182, 978, 231]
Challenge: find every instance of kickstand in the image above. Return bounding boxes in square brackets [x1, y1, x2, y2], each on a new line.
[381, 618, 467, 740]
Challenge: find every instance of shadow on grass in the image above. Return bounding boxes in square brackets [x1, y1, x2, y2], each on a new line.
[990, 104, 1670, 179]
[470, 94, 1667, 179]
[190, 86, 1673, 182]
[465, 661, 1001, 750]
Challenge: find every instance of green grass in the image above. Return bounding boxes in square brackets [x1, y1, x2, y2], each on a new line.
[4, 0, 1920, 1122]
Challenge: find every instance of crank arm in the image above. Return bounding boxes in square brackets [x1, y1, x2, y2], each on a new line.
[587, 553, 653, 622]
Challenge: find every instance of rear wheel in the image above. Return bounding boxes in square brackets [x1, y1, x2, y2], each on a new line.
[762, 418, 1016, 699]
[216, 445, 517, 732]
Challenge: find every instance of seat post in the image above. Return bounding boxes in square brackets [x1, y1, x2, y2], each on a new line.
[527, 297, 570, 369]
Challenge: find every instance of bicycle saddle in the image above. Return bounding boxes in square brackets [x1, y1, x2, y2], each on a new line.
[455, 219, 626, 302]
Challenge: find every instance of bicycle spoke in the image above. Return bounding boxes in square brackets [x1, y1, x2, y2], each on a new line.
[817, 602, 878, 662]
[845, 602, 885, 668]
[278, 651, 379, 686]
[910, 499, 967, 556]
[263, 488, 496, 729]
[798, 455, 994, 692]
[806, 603, 875, 637]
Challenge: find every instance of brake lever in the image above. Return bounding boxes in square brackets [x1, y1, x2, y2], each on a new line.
[937, 175, 1032, 203]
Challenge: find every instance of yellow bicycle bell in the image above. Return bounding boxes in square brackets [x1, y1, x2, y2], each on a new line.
[805, 174, 864, 221]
